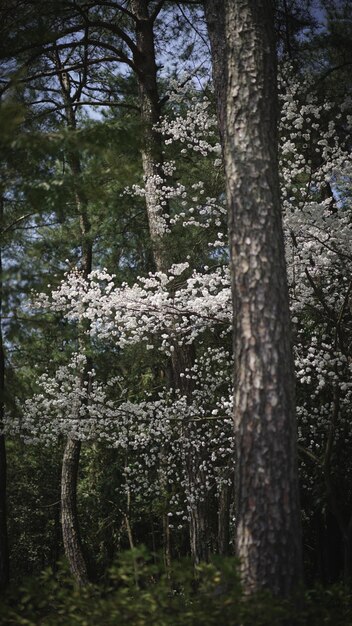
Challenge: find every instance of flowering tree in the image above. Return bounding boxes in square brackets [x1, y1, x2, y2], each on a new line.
[281, 69, 352, 581]
[12, 79, 234, 568]
[5, 41, 351, 571]
[2, 0, 352, 592]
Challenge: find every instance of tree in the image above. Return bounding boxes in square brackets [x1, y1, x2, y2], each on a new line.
[3, 0, 352, 597]
[4, 1, 216, 565]
[205, 0, 303, 595]
[0, 197, 9, 591]
[54, 48, 92, 587]
[17, 81, 233, 569]
[279, 65, 352, 582]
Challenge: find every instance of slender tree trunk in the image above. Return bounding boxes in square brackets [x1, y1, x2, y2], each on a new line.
[217, 482, 232, 556]
[175, 344, 209, 565]
[204, 2, 235, 557]
[171, 347, 209, 565]
[56, 60, 92, 585]
[224, 0, 302, 596]
[131, 0, 169, 272]
[60, 184, 91, 582]
[0, 198, 9, 591]
[162, 513, 171, 576]
[186, 462, 209, 565]
[61, 438, 88, 585]
[130, 0, 209, 565]
[203, 0, 227, 146]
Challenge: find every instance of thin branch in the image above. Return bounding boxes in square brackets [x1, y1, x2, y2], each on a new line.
[298, 444, 321, 465]
[74, 0, 137, 22]
[73, 99, 139, 110]
[304, 267, 336, 322]
[1, 213, 34, 236]
[44, 35, 134, 69]
[82, 37, 135, 69]
[314, 61, 352, 87]
[0, 24, 92, 61]
[84, 18, 138, 55]
[30, 98, 139, 120]
[308, 232, 352, 263]
[11, 56, 130, 86]
[177, 2, 208, 48]
[3, 221, 62, 231]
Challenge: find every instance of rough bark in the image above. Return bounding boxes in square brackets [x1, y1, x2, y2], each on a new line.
[188, 493, 208, 565]
[61, 438, 88, 586]
[131, 0, 169, 272]
[206, 0, 303, 595]
[224, 0, 303, 596]
[57, 61, 91, 585]
[0, 198, 9, 591]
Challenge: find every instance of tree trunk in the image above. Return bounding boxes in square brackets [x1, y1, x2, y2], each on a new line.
[206, 0, 303, 595]
[61, 438, 88, 586]
[0, 198, 9, 591]
[218, 481, 232, 556]
[162, 513, 171, 576]
[174, 343, 209, 565]
[204, 1, 236, 560]
[203, 0, 227, 146]
[130, 1, 209, 565]
[56, 59, 92, 584]
[186, 460, 209, 565]
[131, 0, 169, 273]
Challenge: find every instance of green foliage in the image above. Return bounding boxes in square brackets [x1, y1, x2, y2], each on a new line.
[7, 441, 63, 579]
[0, 550, 351, 626]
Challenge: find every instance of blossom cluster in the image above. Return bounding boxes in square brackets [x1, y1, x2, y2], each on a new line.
[35, 264, 231, 352]
[11, 65, 352, 528]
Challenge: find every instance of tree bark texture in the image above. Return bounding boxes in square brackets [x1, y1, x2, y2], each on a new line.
[131, 0, 169, 272]
[0, 198, 9, 591]
[56, 56, 92, 276]
[223, 0, 302, 596]
[61, 438, 89, 586]
[57, 63, 91, 585]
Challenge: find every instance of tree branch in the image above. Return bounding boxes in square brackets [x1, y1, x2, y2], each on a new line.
[150, 0, 167, 22]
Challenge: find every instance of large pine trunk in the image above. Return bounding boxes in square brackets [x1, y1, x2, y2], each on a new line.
[205, 0, 303, 595]
[225, 0, 302, 596]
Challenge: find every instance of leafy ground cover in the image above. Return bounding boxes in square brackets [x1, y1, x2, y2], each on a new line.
[1, 549, 351, 626]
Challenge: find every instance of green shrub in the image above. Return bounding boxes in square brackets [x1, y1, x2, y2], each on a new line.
[0, 549, 351, 625]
